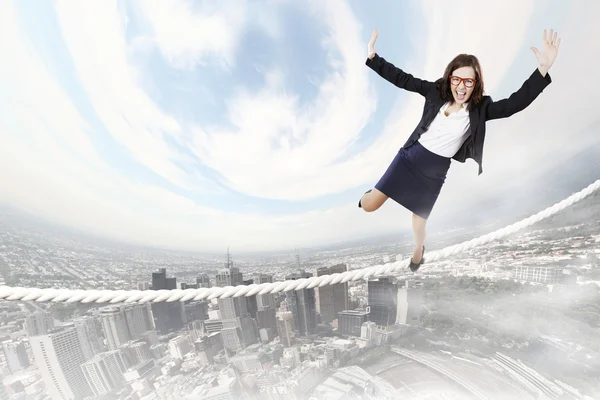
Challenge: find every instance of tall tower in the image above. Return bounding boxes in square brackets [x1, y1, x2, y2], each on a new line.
[150, 268, 185, 334]
[367, 276, 398, 328]
[285, 270, 317, 336]
[317, 264, 349, 323]
[216, 248, 243, 287]
[81, 351, 127, 397]
[276, 311, 294, 347]
[396, 280, 423, 325]
[25, 310, 54, 337]
[30, 326, 92, 399]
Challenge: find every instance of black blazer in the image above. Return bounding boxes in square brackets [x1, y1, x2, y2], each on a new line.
[365, 53, 552, 175]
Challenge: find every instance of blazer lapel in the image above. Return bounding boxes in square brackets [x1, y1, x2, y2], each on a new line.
[468, 108, 479, 138]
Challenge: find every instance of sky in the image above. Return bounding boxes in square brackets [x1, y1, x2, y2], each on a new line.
[0, 0, 599, 254]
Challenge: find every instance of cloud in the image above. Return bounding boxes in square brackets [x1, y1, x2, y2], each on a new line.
[1, 0, 598, 254]
[0, 0, 385, 254]
[188, 0, 379, 201]
[0, 0, 403, 253]
[133, 0, 248, 70]
[53, 0, 206, 192]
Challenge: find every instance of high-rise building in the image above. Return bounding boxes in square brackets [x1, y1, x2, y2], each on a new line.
[256, 308, 277, 332]
[196, 274, 211, 288]
[150, 268, 185, 334]
[242, 279, 259, 319]
[396, 280, 423, 325]
[220, 317, 257, 353]
[99, 303, 155, 352]
[120, 340, 152, 367]
[1, 340, 29, 373]
[337, 309, 369, 337]
[25, 310, 54, 337]
[184, 301, 209, 323]
[30, 326, 92, 399]
[285, 270, 317, 336]
[276, 311, 294, 348]
[218, 297, 248, 320]
[254, 273, 275, 310]
[195, 332, 223, 364]
[123, 304, 155, 339]
[168, 335, 192, 359]
[99, 307, 132, 351]
[367, 276, 398, 327]
[68, 317, 104, 360]
[215, 248, 243, 287]
[81, 350, 127, 397]
[317, 264, 349, 323]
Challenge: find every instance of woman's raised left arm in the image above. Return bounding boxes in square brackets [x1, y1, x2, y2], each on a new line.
[486, 29, 561, 121]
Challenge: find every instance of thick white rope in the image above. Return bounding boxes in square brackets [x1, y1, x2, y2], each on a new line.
[1, 179, 598, 305]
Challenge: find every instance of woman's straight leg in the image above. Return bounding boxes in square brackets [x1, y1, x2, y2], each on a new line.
[412, 213, 427, 263]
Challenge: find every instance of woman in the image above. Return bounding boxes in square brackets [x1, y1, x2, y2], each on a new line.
[359, 28, 561, 272]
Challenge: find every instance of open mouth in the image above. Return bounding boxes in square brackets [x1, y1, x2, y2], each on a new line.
[456, 90, 466, 101]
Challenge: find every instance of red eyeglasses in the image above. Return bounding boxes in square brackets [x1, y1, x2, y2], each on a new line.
[450, 76, 476, 88]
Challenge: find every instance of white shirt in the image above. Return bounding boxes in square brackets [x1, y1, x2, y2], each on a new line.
[418, 102, 471, 157]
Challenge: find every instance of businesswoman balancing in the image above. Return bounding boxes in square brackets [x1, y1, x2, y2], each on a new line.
[359, 28, 561, 272]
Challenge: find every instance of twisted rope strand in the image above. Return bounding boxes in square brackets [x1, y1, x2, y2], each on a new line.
[1, 179, 598, 304]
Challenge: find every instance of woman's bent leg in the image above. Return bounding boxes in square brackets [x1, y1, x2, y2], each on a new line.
[359, 188, 389, 212]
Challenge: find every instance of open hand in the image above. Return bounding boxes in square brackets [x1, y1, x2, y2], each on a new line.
[530, 29, 561, 70]
[368, 28, 378, 59]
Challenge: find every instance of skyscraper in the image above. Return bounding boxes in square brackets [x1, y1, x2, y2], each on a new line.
[81, 351, 127, 397]
[151, 268, 185, 334]
[66, 317, 104, 360]
[317, 264, 349, 323]
[254, 273, 275, 310]
[215, 248, 243, 287]
[25, 310, 54, 336]
[196, 273, 211, 288]
[276, 311, 294, 348]
[285, 270, 317, 336]
[396, 280, 423, 325]
[30, 326, 92, 399]
[1, 340, 29, 373]
[367, 276, 398, 328]
[337, 309, 369, 337]
[99, 304, 155, 351]
[99, 306, 132, 351]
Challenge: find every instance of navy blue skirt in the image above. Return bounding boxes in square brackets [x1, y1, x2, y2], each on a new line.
[375, 140, 451, 219]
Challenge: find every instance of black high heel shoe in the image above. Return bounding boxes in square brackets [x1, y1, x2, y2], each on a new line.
[409, 245, 425, 272]
[358, 189, 372, 208]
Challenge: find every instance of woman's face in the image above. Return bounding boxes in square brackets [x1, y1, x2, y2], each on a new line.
[449, 66, 476, 105]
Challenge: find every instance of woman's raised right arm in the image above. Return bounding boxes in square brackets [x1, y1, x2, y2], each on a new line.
[365, 28, 434, 97]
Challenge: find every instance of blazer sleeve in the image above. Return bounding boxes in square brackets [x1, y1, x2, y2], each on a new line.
[365, 53, 434, 97]
[485, 68, 552, 121]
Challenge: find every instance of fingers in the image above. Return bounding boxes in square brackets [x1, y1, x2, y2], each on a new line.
[543, 28, 561, 48]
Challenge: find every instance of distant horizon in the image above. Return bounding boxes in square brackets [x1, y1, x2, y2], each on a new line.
[0, 202, 408, 258]
[3, 176, 597, 261]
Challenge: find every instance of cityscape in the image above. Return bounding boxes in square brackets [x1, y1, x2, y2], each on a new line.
[0, 188, 599, 399]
